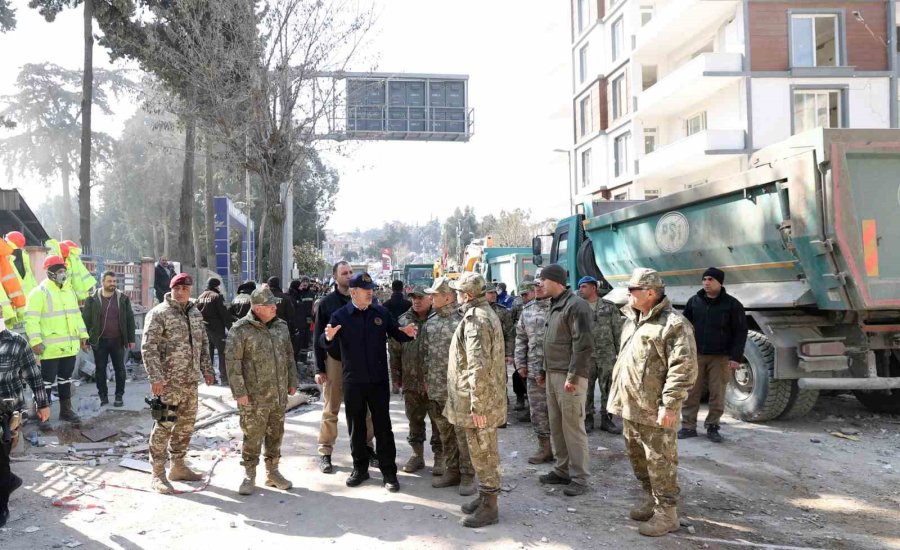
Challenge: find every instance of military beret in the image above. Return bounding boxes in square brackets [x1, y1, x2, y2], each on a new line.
[170, 273, 193, 288]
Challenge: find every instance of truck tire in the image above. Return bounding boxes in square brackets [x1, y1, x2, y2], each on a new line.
[725, 331, 791, 422]
[779, 384, 819, 419]
[576, 239, 608, 290]
[854, 351, 900, 414]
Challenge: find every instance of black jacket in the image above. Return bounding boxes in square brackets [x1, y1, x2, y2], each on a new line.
[230, 293, 253, 322]
[153, 263, 173, 300]
[320, 302, 412, 385]
[383, 292, 411, 321]
[271, 287, 296, 335]
[313, 290, 352, 373]
[196, 289, 232, 338]
[683, 288, 748, 361]
[82, 290, 137, 349]
[290, 287, 315, 326]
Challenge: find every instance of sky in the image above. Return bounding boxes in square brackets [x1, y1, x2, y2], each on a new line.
[0, 0, 573, 234]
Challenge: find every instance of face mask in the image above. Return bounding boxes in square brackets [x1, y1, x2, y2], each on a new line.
[52, 270, 68, 284]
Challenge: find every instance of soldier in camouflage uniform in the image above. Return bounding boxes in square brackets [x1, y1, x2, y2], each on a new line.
[446, 273, 507, 528]
[577, 276, 624, 434]
[510, 281, 535, 325]
[389, 287, 440, 474]
[142, 273, 216, 494]
[608, 268, 698, 537]
[423, 278, 476, 495]
[514, 279, 553, 464]
[227, 285, 299, 495]
[485, 283, 515, 426]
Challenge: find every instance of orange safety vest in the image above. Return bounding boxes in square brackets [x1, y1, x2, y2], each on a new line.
[0, 239, 26, 309]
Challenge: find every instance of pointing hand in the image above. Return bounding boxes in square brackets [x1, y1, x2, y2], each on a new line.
[325, 324, 342, 341]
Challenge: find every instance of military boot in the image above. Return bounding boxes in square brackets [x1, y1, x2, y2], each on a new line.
[432, 448, 445, 476]
[461, 494, 483, 515]
[461, 493, 499, 528]
[514, 396, 526, 411]
[584, 415, 594, 433]
[57, 398, 82, 426]
[459, 474, 477, 496]
[528, 436, 554, 464]
[169, 458, 204, 481]
[265, 459, 293, 490]
[238, 465, 256, 495]
[151, 463, 175, 495]
[432, 471, 460, 488]
[629, 494, 656, 521]
[639, 506, 679, 537]
[402, 442, 425, 473]
[517, 408, 531, 423]
[599, 412, 622, 435]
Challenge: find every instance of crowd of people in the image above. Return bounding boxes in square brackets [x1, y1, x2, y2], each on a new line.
[1, 242, 749, 539]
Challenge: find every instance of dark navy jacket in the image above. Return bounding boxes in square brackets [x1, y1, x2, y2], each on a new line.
[683, 288, 748, 362]
[320, 301, 413, 384]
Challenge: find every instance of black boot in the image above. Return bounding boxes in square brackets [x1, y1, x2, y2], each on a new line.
[58, 398, 82, 426]
[599, 412, 622, 434]
[514, 396, 526, 411]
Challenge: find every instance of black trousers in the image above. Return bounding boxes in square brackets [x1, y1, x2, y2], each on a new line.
[512, 368, 527, 399]
[208, 332, 227, 383]
[41, 355, 77, 400]
[1, 432, 12, 513]
[93, 338, 127, 399]
[344, 381, 396, 476]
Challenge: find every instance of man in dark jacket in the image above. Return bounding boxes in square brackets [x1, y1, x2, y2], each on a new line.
[289, 278, 315, 358]
[383, 279, 411, 321]
[267, 277, 296, 337]
[153, 257, 174, 304]
[321, 272, 417, 491]
[679, 268, 748, 443]
[82, 271, 137, 407]
[196, 277, 232, 385]
[230, 281, 256, 321]
[495, 282, 514, 309]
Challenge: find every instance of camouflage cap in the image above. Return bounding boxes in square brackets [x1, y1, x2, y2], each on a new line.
[483, 282, 498, 294]
[627, 267, 665, 289]
[424, 276, 454, 295]
[449, 272, 486, 296]
[250, 284, 278, 305]
[406, 286, 427, 298]
[517, 280, 536, 294]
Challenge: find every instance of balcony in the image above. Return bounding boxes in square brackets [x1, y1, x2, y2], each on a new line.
[638, 129, 745, 180]
[633, 0, 740, 63]
[638, 53, 743, 118]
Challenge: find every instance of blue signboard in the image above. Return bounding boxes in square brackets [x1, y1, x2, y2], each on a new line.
[214, 197, 256, 293]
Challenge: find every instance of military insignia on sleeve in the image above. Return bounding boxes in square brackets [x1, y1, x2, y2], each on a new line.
[374, 317, 383, 326]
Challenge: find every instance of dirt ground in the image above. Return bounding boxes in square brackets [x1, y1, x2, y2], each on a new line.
[2, 377, 898, 550]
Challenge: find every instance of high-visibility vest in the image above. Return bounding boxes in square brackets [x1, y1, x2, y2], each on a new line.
[0, 282, 15, 326]
[45, 239, 96, 302]
[24, 279, 88, 360]
[0, 238, 26, 310]
[8, 242, 37, 297]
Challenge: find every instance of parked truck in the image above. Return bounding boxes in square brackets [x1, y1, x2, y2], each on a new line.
[533, 129, 900, 421]
[403, 263, 434, 289]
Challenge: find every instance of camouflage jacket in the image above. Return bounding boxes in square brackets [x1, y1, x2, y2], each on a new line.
[514, 298, 550, 377]
[589, 298, 624, 371]
[490, 302, 514, 358]
[607, 298, 698, 428]
[226, 312, 299, 409]
[142, 294, 214, 390]
[445, 297, 507, 428]
[422, 303, 461, 402]
[389, 308, 431, 394]
[510, 296, 526, 325]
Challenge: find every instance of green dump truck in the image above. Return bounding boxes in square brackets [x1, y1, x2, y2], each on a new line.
[533, 129, 900, 421]
[403, 263, 434, 289]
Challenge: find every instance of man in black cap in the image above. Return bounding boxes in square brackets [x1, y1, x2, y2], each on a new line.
[383, 279, 412, 321]
[230, 281, 257, 321]
[321, 272, 418, 492]
[196, 277, 232, 385]
[679, 267, 747, 443]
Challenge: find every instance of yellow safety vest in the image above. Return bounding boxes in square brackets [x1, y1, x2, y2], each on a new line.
[24, 279, 88, 360]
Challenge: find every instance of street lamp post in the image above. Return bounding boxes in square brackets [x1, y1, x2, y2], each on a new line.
[553, 148, 574, 215]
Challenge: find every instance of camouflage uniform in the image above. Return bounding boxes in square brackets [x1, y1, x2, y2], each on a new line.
[142, 294, 214, 465]
[514, 298, 551, 437]
[445, 275, 507, 496]
[389, 308, 440, 454]
[586, 298, 623, 421]
[489, 302, 515, 358]
[226, 309, 299, 468]
[608, 269, 698, 517]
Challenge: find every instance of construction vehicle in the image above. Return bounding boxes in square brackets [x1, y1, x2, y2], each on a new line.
[532, 129, 900, 421]
[461, 236, 532, 289]
[403, 263, 434, 289]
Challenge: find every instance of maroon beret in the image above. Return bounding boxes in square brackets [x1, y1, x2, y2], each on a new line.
[170, 272, 194, 288]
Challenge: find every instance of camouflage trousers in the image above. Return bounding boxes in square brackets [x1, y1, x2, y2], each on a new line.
[404, 390, 441, 453]
[586, 361, 613, 418]
[149, 387, 198, 465]
[428, 399, 473, 476]
[464, 427, 501, 495]
[527, 371, 550, 437]
[239, 406, 286, 467]
[623, 419, 680, 510]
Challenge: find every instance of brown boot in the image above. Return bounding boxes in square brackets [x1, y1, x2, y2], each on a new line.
[432, 449, 445, 476]
[460, 494, 483, 515]
[461, 493, 499, 528]
[238, 465, 256, 495]
[528, 436, 553, 464]
[402, 443, 425, 473]
[151, 463, 175, 495]
[265, 459, 292, 490]
[432, 471, 460, 488]
[57, 398, 82, 426]
[639, 506, 679, 537]
[629, 495, 656, 521]
[459, 474, 477, 496]
[168, 458, 203, 482]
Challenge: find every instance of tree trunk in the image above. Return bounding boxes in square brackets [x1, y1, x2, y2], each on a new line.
[192, 213, 202, 294]
[152, 222, 159, 259]
[60, 162, 73, 239]
[162, 202, 170, 257]
[256, 204, 268, 280]
[204, 136, 215, 269]
[78, 0, 94, 251]
[178, 92, 196, 266]
[267, 194, 285, 284]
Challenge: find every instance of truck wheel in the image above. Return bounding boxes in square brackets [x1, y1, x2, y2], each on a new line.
[854, 351, 900, 414]
[725, 331, 791, 422]
[576, 239, 607, 289]
[779, 383, 819, 419]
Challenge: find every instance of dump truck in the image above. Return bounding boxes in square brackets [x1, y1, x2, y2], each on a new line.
[532, 128, 900, 421]
[403, 263, 434, 289]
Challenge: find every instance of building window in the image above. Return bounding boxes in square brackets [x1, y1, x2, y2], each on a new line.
[685, 112, 707, 137]
[614, 191, 629, 200]
[577, 0, 590, 33]
[581, 149, 592, 188]
[614, 132, 631, 178]
[640, 6, 654, 26]
[579, 44, 589, 84]
[793, 89, 843, 134]
[579, 95, 592, 137]
[644, 127, 657, 153]
[644, 188, 660, 199]
[790, 14, 840, 67]
[611, 74, 627, 120]
[611, 17, 625, 62]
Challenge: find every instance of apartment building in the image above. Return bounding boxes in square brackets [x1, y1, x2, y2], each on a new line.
[569, 0, 897, 201]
